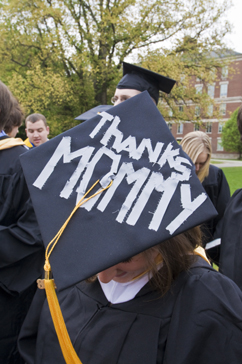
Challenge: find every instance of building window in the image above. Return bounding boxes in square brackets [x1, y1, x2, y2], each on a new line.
[179, 105, 184, 112]
[218, 122, 223, 133]
[167, 122, 172, 131]
[194, 123, 199, 131]
[221, 66, 228, 79]
[195, 85, 203, 94]
[177, 123, 183, 134]
[217, 137, 223, 151]
[219, 103, 226, 116]
[195, 106, 201, 117]
[207, 104, 213, 117]
[220, 83, 228, 97]
[207, 84, 215, 98]
[206, 122, 212, 133]
[168, 108, 173, 117]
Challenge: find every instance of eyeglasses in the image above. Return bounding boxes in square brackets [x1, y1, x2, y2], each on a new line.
[111, 95, 132, 104]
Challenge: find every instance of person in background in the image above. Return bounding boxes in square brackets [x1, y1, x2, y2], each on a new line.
[24, 113, 49, 148]
[219, 105, 242, 289]
[75, 61, 176, 123]
[0, 81, 44, 363]
[111, 62, 175, 107]
[0, 80, 14, 128]
[4, 100, 25, 138]
[180, 131, 230, 264]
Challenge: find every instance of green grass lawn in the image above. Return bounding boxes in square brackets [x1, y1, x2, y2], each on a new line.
[221, 167, 242, 195]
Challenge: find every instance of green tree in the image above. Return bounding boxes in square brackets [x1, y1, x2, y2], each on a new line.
[0, 0, 232, 136]
[222, 109, 242, 159]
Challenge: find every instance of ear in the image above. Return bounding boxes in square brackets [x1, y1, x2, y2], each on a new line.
[46, 126, 50, 135]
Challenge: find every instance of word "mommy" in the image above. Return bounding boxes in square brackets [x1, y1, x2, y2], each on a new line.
[33, 111, 207, 234]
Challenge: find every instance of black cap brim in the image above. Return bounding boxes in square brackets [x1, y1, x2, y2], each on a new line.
[122, 62, 176, 94]
[75, 105, 113, 121]
[20, 91, 217, 291]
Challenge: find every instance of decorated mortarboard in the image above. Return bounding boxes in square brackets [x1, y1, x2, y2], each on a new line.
[117, 62, 176, 104]
[20, 91, 217, 292]
[75, 105, 112, 121]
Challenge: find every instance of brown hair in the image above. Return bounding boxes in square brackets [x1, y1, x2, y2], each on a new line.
[144, 226, 201, 295]
[0, 81, 15, 130]
[89, 226, 201, 296]
[25, 113, 47, 127]
[180, 131, 211, 182]
[237, 105, 242, 141]
[4, 101, 24, 134]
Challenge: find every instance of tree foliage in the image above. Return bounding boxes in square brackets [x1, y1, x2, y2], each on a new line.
[0, 0, 232, 136]
[222, 109, 242, 159]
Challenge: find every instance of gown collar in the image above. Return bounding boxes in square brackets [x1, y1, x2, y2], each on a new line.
[98, 273, 150, 304]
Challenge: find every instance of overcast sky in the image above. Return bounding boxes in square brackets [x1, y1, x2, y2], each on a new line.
[223, 0, 242, 53]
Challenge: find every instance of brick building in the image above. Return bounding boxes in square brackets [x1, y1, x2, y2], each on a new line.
[168, 50, 242, 158]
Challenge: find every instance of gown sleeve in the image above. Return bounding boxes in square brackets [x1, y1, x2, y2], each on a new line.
[202, 165, 230, 264]
[219, 189, 242, 290]
[0, 156, 45, 294]
[164, 267, 242, 364]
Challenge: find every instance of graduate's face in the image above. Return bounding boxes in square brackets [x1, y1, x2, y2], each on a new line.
[111, 88, 141, 106]
[25, 120, 49, 147]
[195, 151, 208, 173]
[98, 250, 158, 283]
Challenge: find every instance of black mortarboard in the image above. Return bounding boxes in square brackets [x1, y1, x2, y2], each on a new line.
[75, 105, 113, 121]
[20, 91, 217, 291]
[117, 62, 176, 104]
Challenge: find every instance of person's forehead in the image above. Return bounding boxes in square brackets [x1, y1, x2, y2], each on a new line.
[114, 88, 141, 97]
[196, 151, 208, 162]
[26, 120, 46, 129]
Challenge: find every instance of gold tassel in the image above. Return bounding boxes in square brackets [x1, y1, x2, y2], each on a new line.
[45, 276, 83, 364]
[41, 179, 113, 364]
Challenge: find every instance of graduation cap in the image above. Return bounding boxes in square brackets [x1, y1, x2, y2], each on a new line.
[75, 105, 113, 121]
[117, 62, 176, 104]
[20, 91, 217, 292]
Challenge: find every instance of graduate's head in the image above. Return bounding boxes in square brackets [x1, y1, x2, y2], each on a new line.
[98, 226, 201, 295]
[4, 100, 24, 137]
[112, 62, 176, 106]
[25, 113, 49, 147]
[0, 80, 15, 131]
[98, 249, 159, 284]
[180, 131, 211, 183]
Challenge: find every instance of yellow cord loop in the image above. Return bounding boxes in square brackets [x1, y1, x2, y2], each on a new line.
[42, 179, 113, 364]
[44, 179, 112, 271]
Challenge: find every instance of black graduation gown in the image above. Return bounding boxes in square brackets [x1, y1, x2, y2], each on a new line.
[201, 164, 230, 263]
[219, 188, 242, 290]
[18, 258, 242, 364]
[0, 136, 45, 363]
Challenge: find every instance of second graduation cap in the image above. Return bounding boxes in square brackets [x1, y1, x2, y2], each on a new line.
[75, 105, 113, 121]
[20, 91, 217, 291]
[117, 62, 176, 103]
